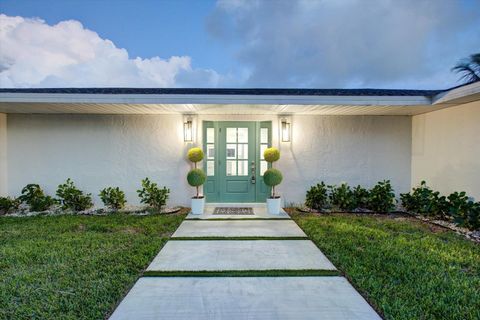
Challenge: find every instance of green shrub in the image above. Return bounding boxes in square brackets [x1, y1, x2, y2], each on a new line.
[353, 185, 369, 208]
[263, 147, 280, 163]
[263, 168, 283, 198]
[0, 196, 21, 214]
[99, 187, 126, 210]
[56, 179, 93, 211]
[18, 184, 57, 212]
[305, 182, 329, 210]
[187, 169, 206, 198]
[367, 180, 396, 213]
[400, 182, 479, 230]
[187, 147, 204, 164]
[466, 202, 480, 230]
[137, 178, 170, 210]
[447, 192, 480, 230]
[400, 181, 448, 217]
[329, 183, 356, 211]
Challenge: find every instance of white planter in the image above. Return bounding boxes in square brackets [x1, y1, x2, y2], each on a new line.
[267, 197, 282, 215]
[191, 197, 205, 215]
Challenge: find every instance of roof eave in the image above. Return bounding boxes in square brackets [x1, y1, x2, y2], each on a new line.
[0, 92, 432, 106]
[432, 81, 480, 105]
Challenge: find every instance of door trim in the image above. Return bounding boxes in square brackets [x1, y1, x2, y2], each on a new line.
[202, 120, 271, 203]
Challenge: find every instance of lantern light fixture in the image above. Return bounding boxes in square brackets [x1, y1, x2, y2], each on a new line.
[184, 119, 193, 142]
[281, 118, 291, 142]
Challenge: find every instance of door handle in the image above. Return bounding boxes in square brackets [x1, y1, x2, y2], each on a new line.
[250, 161, 256, 184]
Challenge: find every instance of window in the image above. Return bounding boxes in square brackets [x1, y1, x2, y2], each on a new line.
[226, 127, 249, 176]
[260, 128, 269, 175]
[206, 128, 215, 176]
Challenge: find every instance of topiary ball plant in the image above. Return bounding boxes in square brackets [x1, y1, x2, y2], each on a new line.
[264, 147, 280, 163]
[187, 147, 206, 199]
[187, 147, 204, 167]
[187, 169, 206, 185]
[263, 168, 283, 198]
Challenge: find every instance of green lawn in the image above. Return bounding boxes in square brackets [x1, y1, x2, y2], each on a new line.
[2, 209, 479, 319]
[289, 209, 480, 320]
[0, 210, 187, 320]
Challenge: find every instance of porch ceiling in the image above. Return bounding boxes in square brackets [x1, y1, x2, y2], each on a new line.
[0, 101, 452, 115]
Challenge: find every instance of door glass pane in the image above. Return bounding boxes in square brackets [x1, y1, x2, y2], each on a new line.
[226, 144, 236, 159]
[260, 128, 268, 144]
[206, 128, 215, 143]
[226, 128, 237, 143]
[260, 144, 268, 160]
[238, 144, 248, 159]
[207, 161, 215, 176]
[238, 160, 248, 176]
[207, 144, 215, 159]
[260, 160, 268, 176]
[237, 128, 248, 143]
[226, 160, 236, 176]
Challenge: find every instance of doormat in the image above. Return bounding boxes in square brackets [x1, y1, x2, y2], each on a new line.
[213, 207, 254, 215]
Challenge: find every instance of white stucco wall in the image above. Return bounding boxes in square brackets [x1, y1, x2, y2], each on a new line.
[277, 115, 412, 204]
[6, 113, 412, 206]
[0, 113, 7, 196]
[412, 101, 480, 200]
[7, 114, 191, 205]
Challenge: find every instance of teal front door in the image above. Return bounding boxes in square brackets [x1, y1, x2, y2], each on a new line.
[203, 121, 271, 202]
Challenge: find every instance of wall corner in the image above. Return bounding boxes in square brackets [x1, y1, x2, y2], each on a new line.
[0, 113, 7, 196]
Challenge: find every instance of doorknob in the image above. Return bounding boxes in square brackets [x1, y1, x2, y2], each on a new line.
[250, 161, 256, 184]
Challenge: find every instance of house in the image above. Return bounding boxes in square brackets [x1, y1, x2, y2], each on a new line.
[0, 82, 479, 206]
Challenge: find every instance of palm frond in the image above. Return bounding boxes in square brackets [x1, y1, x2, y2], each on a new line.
[452, 55, 480, 84]
[470, 53, 480, 66]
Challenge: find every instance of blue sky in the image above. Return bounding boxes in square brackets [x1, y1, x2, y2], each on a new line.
[0, 0, 233, 71]
[1, 0, 479, 89]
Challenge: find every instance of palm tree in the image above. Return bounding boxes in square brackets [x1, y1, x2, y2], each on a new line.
[452, 53, 480, 84]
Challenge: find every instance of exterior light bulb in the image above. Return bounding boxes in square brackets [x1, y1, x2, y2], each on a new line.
[184, 120, 193, 142]
[281, 119, 291, 142]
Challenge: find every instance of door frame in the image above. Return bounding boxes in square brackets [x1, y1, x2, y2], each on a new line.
[203, 120, 272, 203]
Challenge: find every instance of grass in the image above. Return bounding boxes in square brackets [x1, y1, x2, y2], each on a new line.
[143, 269, 340, 277]
[3, 207, 478, 319]
[0, 210, 187, 320]
[288, 209, 480, 320]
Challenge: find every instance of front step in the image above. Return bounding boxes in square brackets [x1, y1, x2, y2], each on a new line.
[186, 202, 290, 219]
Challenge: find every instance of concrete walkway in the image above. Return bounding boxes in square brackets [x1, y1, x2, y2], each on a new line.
[172, 220, 307, 237]
[110, 206, 381, 320]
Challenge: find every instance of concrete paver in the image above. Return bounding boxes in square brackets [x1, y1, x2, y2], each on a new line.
[109, 277, 382, 320]
[172, 220, 307, 238]
[146, 240, 337, 271]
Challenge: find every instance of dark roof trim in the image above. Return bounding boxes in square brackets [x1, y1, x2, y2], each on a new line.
[0, 87, 445, 97]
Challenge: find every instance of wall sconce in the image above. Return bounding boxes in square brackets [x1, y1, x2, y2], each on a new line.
[183, 119, 193, 142]
[281, 118, 291, 142]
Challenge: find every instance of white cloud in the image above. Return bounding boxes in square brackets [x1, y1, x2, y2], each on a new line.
[0, 14, 221, 88]
[208, 0, 480, 88]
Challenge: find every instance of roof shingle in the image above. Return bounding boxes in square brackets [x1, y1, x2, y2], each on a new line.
[0, 87, 445, 96]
